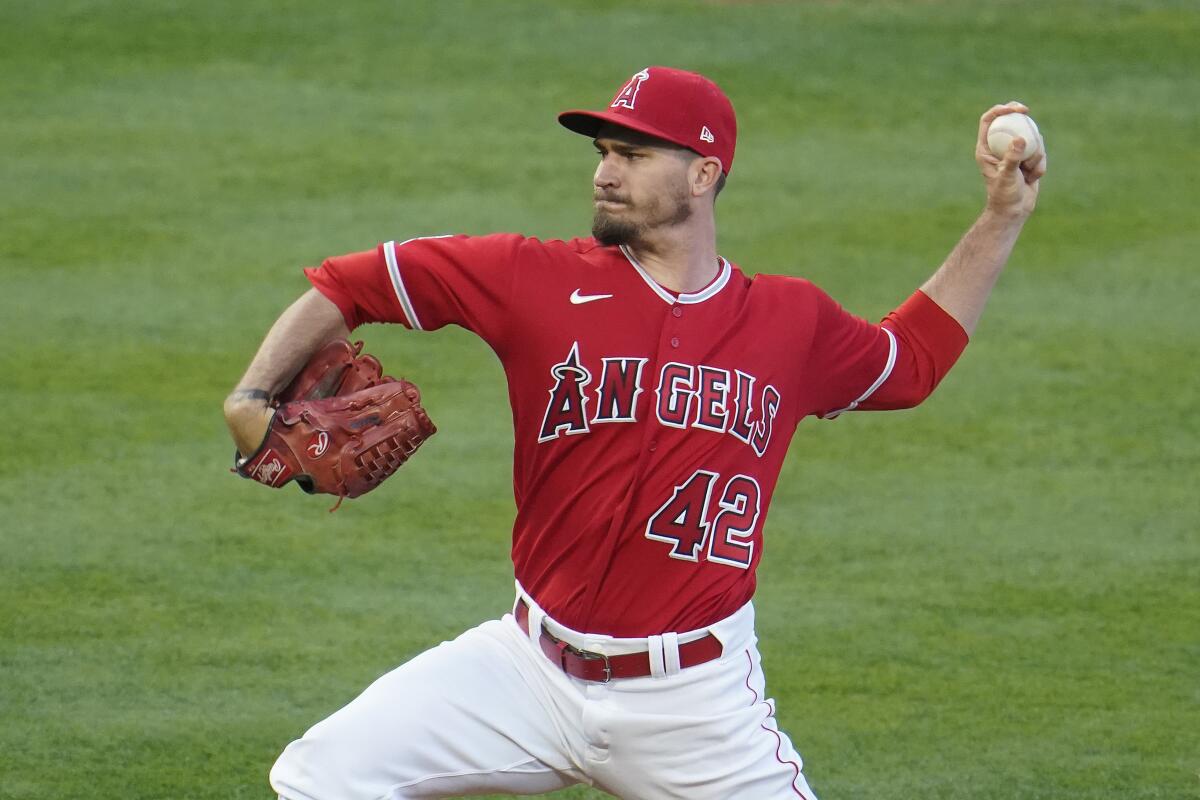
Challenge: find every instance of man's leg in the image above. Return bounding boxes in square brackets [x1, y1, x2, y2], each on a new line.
[585, 630, 819, 799]
[270, 618, 585, 800]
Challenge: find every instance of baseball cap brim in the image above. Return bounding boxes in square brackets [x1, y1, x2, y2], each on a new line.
[558, 109, 699, 154]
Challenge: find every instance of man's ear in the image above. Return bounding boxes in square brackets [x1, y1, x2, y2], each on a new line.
[690, 157, 724, 198]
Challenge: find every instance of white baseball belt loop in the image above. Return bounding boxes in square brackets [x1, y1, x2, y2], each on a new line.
[647, 634, 667, 678]
[527, 605, 546, 648]
[515, 582, 547, 648]
[662, 631, 682, 675]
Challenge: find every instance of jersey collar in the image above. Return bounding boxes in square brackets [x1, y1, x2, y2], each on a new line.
[619, 245, 732, 305]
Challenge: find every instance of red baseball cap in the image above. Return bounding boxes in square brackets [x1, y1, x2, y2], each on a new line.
[558, 66, 737, 175]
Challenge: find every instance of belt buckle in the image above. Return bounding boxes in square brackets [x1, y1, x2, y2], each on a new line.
[553, 637, 613, 684]
[573, 645, 613, 684]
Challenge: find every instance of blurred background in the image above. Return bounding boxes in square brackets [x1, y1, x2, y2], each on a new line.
[1, 1, 1196, 798]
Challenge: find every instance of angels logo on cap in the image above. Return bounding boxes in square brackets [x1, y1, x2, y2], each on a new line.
[558, 66, 738, 175]
[611, 69, 650, 110]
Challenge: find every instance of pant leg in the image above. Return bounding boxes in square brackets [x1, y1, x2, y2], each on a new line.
[270, 618, 585, 800]
[588, 644, 819, 800]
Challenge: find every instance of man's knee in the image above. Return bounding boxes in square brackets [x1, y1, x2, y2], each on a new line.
[269, 732, 372, 800]
[269, 738, 316, 800]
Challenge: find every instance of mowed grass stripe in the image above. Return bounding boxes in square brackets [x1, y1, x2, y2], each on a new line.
[2, 1, 1197, 798]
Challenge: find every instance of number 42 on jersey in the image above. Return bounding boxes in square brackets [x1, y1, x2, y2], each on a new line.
[646, 469, 761, 569]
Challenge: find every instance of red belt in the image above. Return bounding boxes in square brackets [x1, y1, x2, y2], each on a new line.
[514, 598, 723, 683]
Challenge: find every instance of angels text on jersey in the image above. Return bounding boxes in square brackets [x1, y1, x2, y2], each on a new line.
[537, 341, 781, 457]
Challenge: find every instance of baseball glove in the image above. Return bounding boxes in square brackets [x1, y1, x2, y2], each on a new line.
[234, 339, 436, 510]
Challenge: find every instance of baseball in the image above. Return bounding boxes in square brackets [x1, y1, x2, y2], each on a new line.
[987, 112, 1042, 161]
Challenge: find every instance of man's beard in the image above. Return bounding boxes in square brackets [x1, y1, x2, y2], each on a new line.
[592, 182, 692, 247]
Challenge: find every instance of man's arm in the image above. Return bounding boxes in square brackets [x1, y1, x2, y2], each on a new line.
[813, 103, 1048, 416]
[920, 101, 1048, 337]
[223, 288, 350, 455]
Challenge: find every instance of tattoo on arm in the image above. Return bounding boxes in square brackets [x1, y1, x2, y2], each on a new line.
[231, 389, 271, 402]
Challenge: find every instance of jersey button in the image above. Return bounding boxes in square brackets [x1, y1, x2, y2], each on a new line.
[670, 336, 680, 348]
[671, 306, 682, 318]
[648, 440, 657, 452]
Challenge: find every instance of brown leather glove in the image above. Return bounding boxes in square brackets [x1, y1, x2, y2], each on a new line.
[234, 340, 436, 509]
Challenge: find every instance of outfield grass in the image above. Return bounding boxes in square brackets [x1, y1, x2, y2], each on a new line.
[2, 1, 1197, 798]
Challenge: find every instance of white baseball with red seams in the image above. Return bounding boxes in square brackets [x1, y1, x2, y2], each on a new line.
[987, 111, 1042, 160]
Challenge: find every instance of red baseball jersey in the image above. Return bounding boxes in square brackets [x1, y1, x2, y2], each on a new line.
[307, 234, 967, 636]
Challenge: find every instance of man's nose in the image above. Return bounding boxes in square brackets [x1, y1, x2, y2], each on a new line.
[594, 157, 619, 189]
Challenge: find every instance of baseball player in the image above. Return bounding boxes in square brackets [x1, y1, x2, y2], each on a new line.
[224, 66, 1046, 799]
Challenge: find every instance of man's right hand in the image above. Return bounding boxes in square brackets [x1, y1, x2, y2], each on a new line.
[976, 101, 1048, 220]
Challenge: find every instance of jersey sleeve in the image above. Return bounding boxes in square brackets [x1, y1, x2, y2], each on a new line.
[304, 233, 525, 347]
[864, 290, 969, 411]
[807, 288, 968, 419]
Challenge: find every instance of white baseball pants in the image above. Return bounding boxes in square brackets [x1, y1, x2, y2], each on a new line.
[270, 589, 818, 799]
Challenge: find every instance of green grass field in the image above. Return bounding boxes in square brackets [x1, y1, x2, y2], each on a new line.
[2, 1, 1197, 798]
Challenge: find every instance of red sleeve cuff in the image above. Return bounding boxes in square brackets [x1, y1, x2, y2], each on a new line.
[881, 290, 969, 388]
[304, 266, 362, 331]
[886, 289, 968, 351]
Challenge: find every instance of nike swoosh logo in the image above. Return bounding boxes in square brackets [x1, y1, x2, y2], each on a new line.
[570, 289, 614, 305]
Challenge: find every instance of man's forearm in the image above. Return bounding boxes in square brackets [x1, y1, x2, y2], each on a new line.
[920, 208, 1028, 338]
[231, 288, 350, 395]
[223, 287, 350, 454]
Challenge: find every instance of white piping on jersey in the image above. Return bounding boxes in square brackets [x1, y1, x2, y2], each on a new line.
[619, 245, 732, 305]
[823, 327, 898, 419]
[384, 236, 451, 331]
